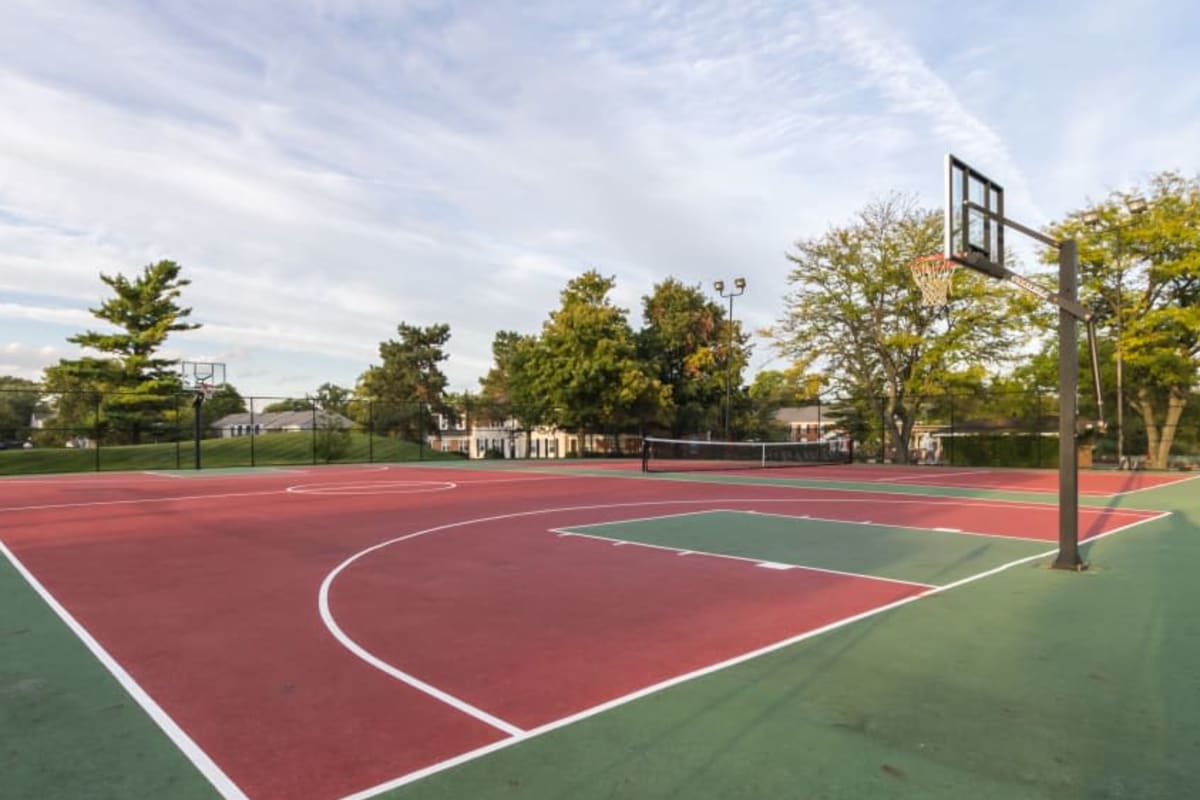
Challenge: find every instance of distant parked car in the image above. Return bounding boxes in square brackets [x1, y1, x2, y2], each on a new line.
[0, 439, 33, 450]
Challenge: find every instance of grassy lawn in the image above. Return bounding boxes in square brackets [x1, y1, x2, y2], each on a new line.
[0, 431, 465, 475]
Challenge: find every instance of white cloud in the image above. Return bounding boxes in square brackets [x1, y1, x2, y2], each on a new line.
[0, 0, 1195, 399]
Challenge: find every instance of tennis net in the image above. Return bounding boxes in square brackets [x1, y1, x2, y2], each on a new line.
[641, 437, 853, 473]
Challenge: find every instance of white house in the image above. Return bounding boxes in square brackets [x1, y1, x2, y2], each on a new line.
[210, 410, 354, 438]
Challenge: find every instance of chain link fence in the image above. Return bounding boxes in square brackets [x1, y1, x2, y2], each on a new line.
[2, 387, 1197, 475]
[854, 389, 1200, 470]
[0, 389, 461, 475]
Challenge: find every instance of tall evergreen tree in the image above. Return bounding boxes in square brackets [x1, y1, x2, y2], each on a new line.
[43, 260, 199, 443]
[355, 323, 452, 442]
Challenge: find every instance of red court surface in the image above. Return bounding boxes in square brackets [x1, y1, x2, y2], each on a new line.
[0, 466, 1170, 800]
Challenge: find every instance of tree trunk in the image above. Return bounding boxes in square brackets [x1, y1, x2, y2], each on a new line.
[1133, 386, 1188, 469]
[1155, 386, 1188, 469]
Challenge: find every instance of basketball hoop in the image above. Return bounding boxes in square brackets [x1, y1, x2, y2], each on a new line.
[909, 254, 959, 307]
[193, 382, 215, 405]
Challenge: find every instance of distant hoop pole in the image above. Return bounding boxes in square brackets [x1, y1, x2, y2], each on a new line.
[191, 382, 214, 471]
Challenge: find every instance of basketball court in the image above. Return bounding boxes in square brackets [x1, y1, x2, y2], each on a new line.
[1, 459, 1184, 800]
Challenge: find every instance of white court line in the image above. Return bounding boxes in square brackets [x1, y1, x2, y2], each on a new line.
[143, 471, 184, 479]
[872, 469, 990, 483]
[332, 503, 1173, 800]
[632, 468, 1169, 508]
[0, 488, 285, 513]
[741, 508, 1046, 544]
[452, 474, 587, 486]
[0, 541, 249, 800]
[318, 550, 524, 737]
[552, 528, 936, 590]
[1109, 471, 1200, 498]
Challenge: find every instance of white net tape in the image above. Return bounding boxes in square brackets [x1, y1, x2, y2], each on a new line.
[909, 256, 958, 306]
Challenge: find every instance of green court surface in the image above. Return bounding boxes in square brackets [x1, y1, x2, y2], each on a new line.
[0, 552, 215, 800]
[560, 510, 1052, 586]
[3, 475, 1199, 799]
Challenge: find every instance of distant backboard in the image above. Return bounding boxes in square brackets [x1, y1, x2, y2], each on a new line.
[178, 360, 226, 391]
[945, 154, 1005, 274]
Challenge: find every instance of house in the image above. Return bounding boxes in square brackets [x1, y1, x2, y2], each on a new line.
[774, 405, 843, 442]
[426, 409, 636, 460]
[210, 410, 354, 438]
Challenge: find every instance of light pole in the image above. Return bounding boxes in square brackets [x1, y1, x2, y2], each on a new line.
[1083, 196, 1147, 469]
[713, 277, 746, 440]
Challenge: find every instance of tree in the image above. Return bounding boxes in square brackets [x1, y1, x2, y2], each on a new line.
[524, 270, 670, 448]
[263, 397, 314, 413]
[746, 364, 823, 439]
[479, 331, 534, 424]
[355, 323, 452, 441]
[0, 376, 43, 443]
[637, 278, 739, 437]
[773, 195, 1039, 463]
[476, 331, 548, 454]
[43, 260, 199, 443]
[1050, 171, 1200, 468]
[312, 383, 351, 415]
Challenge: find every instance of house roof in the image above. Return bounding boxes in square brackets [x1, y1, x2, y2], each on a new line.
[211, 410, 353, 430]
[773, 405, 840, 425]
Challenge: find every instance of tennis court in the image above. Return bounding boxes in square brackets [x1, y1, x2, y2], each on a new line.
[3, 460, 1198, 799]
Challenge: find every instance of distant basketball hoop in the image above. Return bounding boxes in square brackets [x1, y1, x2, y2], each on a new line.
[909, 254, 959, 306]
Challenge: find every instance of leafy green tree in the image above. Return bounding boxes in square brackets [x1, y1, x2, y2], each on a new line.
[312, 382, 352, 415]
[637, 278, 736, 437]
[42, 260, 199, 443]
[355, 323, 452, 441]
[745, 364, 823, 439]
[263, 397, 314, 413]
[525, 270, 670, 447]
[479, 331, 536, 423]
[0, 376, 43, 443]
[1050, 171, 1200, 468]
[314, 412, 352, 463]
[773, 195, 1038, 463]
[477, 331, 553, 455]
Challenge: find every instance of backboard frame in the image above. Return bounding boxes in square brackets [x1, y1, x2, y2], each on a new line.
[178, 361, 227, 392]
[945, 153, 1006, 274]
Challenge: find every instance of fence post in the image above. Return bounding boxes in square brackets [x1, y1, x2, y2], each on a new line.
[880, 400, 887, 463]
[175, 394, 182, 469]
[94, 393, 101, 472]
[312, 405, 318, 465]
[368, 401, 374, 463]
[948, 393, 956, 466]
[1033, 387, 1041, 467]
[816, 395, 822, 443]
[250, 399, 256, 467]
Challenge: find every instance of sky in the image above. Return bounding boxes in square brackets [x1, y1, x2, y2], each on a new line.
[2, 0, 1197, 400]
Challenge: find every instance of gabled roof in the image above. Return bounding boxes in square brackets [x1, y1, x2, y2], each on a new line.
[773, 405, 840, 425]
[211, 410, 353, 430]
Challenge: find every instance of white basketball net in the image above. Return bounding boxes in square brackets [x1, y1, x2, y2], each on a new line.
[909, 256, 959, 306]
